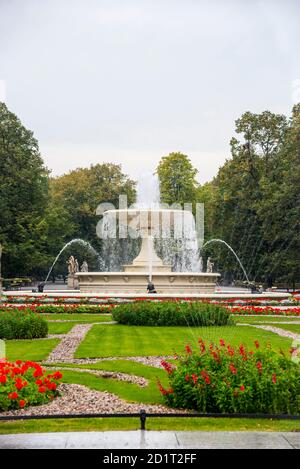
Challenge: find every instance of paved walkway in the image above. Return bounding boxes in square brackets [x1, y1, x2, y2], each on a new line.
[0, 431, 299, 449]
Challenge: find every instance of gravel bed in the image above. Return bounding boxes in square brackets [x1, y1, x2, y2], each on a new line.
[0, 383, 186, 416]
[47, 324, 93, 362]
[240, 323, 300, 341]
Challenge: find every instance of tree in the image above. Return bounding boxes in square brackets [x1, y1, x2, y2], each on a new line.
[50, 163, 137, 270]
[0, 102, 49, 277]
[157, 152, 199, 206]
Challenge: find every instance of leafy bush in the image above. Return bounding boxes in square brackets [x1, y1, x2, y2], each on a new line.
[158, 339, 300, 414]
[0, 360, 62, 411]
[0, 305, 112, 315]
[0, 310, 48, 339]
[112, 301, 233, 326]
[33, 305, 112, 314]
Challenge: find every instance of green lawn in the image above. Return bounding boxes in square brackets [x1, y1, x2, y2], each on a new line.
[43, 313, 113, 323]
[233, 316, 300, 324]
[75, 324, 292, 358]
[47, 322, 76, 334]
[56, 363, 168, 405]
[0, 417, 299, 434]
[5, 338, 59, 362]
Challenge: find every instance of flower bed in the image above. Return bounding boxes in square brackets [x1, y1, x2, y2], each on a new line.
[2, 294, 299, 308]
[0, 305, 113, 315]
[0, 309, 48, 339]
[158, 340, 300, 414]
[112, 301, 233, 326]
[229, 306, 300, 316]
[0, 359, 62, 411]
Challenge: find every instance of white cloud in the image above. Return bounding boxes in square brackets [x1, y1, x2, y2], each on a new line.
[0, 80, 6, 102]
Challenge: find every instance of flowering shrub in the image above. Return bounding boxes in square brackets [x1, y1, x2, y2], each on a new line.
[112, 301, 233, 326]
[0, 305, 112, 315]
[0, 310, 48, 339]
[229, 306, 300, 316]
[0, 359, 62, 411]
[158, 340, 300, 414]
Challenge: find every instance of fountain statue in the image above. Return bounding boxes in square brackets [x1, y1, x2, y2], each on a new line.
[206, 257, 214, 273]
[80, 260, 89, 272]
[67, 255, 79, 289]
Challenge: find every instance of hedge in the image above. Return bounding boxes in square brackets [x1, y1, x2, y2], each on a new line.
[0, 309, 48, 339]
[112, 301, 233, 326]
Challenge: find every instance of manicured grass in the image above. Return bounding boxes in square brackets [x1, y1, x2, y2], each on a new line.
[43, 314, 113, 323]
[233, 316, 300, 324]
[47, 322, 76, 334]
[47, 360, 164, 381]
[5, 339, 59, 362]
[0, 417, 299, 434]
[58, 368, 168, 405]
[75, 325, 292, 358]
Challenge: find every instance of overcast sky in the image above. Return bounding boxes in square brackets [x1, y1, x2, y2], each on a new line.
[1, 0, 299, 183]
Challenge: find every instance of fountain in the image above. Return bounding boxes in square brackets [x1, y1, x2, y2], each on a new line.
[76, 173, 220, 294]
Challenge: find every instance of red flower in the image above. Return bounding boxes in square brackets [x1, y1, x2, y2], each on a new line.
[256, 361, 263, 374]
[38, 386, 47, 393]
[0, 375, 7, 384]
[254, 340, 260, 349]
[8, 392, 19, 399]
[229, 363, 237, 375]
[47, 382, 57, 391]
[185, 374, 190, 382]
[33, 368, 43, 378]
[239, 345, 246, 356]
[185, 345, 192, 355]
[201, 370, 211, 385]
[272, 374, 277, 384]
[192, 374, 198, 384]
[240, 385, 245, 392]
[19, 400, 26, 408]
[161, 360, 174, 374]
[35, 379, 43, 386]
[219, 339, 225, 347]
[52, 371, 63, 380]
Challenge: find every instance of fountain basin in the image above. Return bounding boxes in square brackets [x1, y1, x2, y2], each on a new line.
[76, 271, 220, 294]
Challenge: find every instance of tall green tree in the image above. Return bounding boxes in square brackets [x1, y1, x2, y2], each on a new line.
[0, 102, 49, 277]
[50, 163, 137, 270]
[157, 152, 199, 205]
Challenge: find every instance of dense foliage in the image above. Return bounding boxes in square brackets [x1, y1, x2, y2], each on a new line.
[0, 360, 62, 411]
[0, 310, 48, 339]
[159, 339, 300, 414]
[112, 301, 232, 326]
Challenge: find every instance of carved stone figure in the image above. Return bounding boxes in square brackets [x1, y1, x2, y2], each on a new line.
[80, 260, 89, 272]
[206, 257, 214, 273]
[67, 256, 77, 275]
[75, 259, 79, 273]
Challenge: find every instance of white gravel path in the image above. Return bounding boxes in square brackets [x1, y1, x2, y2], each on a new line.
[239, 323, 300, 341]
[47, 324, 93, 363]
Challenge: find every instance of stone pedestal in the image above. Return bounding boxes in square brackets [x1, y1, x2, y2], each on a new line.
[76, 272, 220, 294]
[67, 274, 79, 289]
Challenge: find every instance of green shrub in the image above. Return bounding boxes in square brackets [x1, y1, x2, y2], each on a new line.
[33, 305, 112, 314]
[0, 309, 48, 339]
[158, 339, 300, 414]
[112, 301, 233, 326]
